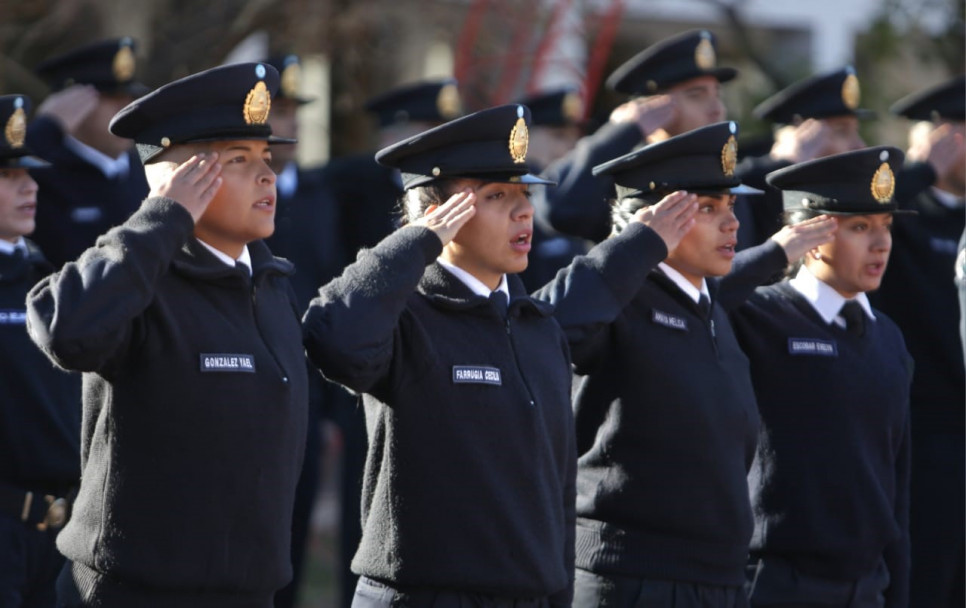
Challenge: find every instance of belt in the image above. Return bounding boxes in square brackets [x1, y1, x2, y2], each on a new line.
[0, 481, 76, 531]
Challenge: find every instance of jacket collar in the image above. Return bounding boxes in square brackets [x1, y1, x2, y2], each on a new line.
[418, 262, 554, 318]
[171, 238, 293, 284]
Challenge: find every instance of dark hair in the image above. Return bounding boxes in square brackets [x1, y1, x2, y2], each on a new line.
[609, 194, 663, 236]
[397, 181, 452, 226]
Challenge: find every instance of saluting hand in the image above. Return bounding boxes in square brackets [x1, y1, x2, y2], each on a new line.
[36, 85, 100, 135]
[633, 190, 697, 252]
[611, 95, 676, 139]
[149, 153, 223, 223]
[770, 214, 837, 262]
[415, 188, 477, 247]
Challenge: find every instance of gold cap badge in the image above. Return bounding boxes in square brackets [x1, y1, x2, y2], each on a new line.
[280, 63, 300, 99]
[5, 102, 26, 149]
[112, 44, 135, 82]
[841, 73, 860, 110]
[436, 83, 462, 120]
[695, 36, 716, 71]
[871, 162, 895, 203]
[562, 91, 584, 123]
[244, 80, 271, 125]
[509, 106, 528, 164]
[721, 134, 737, 177]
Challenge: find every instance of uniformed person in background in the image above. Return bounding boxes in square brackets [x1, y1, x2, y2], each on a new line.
[0, 94, 81, 608]
[536, 29, 737, 244]
[303, 104, 577, 608]
[733, 66, 871, 250]
[26, 38, 149, 267]
[733, 147, 912, 607]
[513, 86, 591, 290]
[262, 53, 350, 608]
[871, 74, 966, 608]
[26, 62, 308, 607]
[323, 76, 463, 608]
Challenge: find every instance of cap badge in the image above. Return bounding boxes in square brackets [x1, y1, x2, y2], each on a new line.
[870, 162, 895, 203]
[280, 63, 300, 99]
[244, 80, 272, 125]
[562, 91, 584, 123]
[4, 105, 26, 149]
[112, 45, 135, 82]
[695, 37, 716, 70]
[841, 74, 860, 110]
[721, 135, 737, 177]
[436, 83, 462, 120]
[509, 107, 529, 164]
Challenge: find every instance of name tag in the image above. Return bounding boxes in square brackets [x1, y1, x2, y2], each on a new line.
[0, 309, 27, 325]
[788, 338, 838, 357]
[70, 207, 104, 223]
[652, 309, 688, 331]
[452, 366, 502, 386]
[930, 237, 957, 256]
[200, 353, 256, 373]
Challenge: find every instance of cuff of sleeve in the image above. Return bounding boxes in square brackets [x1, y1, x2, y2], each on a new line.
[586, 221, 667, 294]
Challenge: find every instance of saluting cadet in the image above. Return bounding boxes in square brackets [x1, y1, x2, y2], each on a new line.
[26, 63, 308, 607]
[303, 104, 577, 608]
[733, 147, 913, 607]
[535, 122, 766, 608]
[872, 75, 966, 608]
[0, 94, 81, 608]
[26, 38, 150, 267]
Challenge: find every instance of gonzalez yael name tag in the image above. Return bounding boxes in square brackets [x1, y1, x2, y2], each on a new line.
[0, 309, 27, 325]
[200, 353, 256, 373]
[651, 309, 688, 331]
[787, 338, 838, 357]
[452, 365, 503, 386]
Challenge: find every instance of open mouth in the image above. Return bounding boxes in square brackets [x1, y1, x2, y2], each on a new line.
[253, 196, 275, 210]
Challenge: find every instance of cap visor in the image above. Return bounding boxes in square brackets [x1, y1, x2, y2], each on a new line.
[730, 184, 764, 195]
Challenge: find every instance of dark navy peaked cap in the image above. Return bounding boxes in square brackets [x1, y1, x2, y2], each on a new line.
[0, 95, 48, 169]
[36, 37, 148, 97]
[593, 121, 759, 200]
[375, 104, 555, 190]
[265, 54, 314, 104]
[891, 74, 965, 122]
[516, 87, 584, 127]
[767, 146, 912, 215]
[365, 79, 463, 128]
[606, 29, 737, 95]
[109, 63, 295, 163]
[754, 66, 874, 124]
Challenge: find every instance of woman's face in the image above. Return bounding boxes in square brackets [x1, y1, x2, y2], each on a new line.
[805, 213, 893, 298]
[437, 178, 534, 290]
[665, 193, 738, 288]
[0, 167, 39, 243]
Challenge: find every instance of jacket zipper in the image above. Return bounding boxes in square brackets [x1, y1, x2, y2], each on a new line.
[251, 283, 289, 385]
[503, 316, 538, 408]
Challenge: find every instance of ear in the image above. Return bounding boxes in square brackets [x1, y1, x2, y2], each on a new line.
[423, 204, 439, 216]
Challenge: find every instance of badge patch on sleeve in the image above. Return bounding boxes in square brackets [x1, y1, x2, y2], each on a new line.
[0, 309, 26, 325]
[452, 366, 502, 386]
[651, 309, 688, 331]
[787, 338, 838, 357]
[200, 353, 256, 373]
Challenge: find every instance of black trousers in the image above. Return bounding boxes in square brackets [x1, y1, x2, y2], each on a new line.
[572, 568, 748, 608]
[350, 577, 551, 608]
[745, 556, 889, 608]
[0, 512, 64, 608]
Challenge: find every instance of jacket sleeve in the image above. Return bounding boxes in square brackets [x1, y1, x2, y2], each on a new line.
[883, 404, 911, 608]
[550, 401, 577, 608]
[716, 239, 789, 313]
[302, 225, 442, 395]
[535, 121, 644, 243]
[26, 197, 194, 373]
[532, 222, 667, 371]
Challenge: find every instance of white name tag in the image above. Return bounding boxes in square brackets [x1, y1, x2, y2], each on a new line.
[652, 309, 688, 331]
[200, 353, 256, 373]
[452, 366, 502, 386]
[0, 309, 26, 325]
[788, 338, 838, 357]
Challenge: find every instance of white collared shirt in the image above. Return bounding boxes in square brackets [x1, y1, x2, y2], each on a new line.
[437, 257, 510, 300]
[197, 239, 252, 275]
[63, 136, 130, 179]
[276, 162, 298, 199]
[789, 264, 875, 328]
[0, 237, 27, 256]
[658, 262, 710, 304]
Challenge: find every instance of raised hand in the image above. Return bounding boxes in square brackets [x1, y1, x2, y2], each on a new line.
[632, 190, 697, 252]
[414, 188, 477, 247]
[611, 95, 676, 139]
[35, 84, 101, 135]
[149, 153, 223, 223]
[769, 214, 837, 262]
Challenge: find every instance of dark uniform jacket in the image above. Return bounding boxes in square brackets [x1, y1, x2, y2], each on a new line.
[26, 198, 308, 604]
[303, 226, 577, 606]
[535, 222, 769, 588]
[25, 116, 148, 268]
[732, 282, 912, 607]
[0, 241, 80, 492]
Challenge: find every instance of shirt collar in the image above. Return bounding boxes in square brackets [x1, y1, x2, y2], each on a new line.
[0, 237, 27, 256]
[196, 239, 252, 275]
[63, 136, 130, 179]
[277, 161, 298, 199]
[658, 262, 709, 304]
[789, 264, 875, 326]
[437, 257, 509, 299]
[931, 186, 965, 210]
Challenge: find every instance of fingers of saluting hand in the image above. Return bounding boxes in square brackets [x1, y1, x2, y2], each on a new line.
[771, 214, 837, 262]
[635, 191, 698, 252]
[417, 189, 477, 246]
